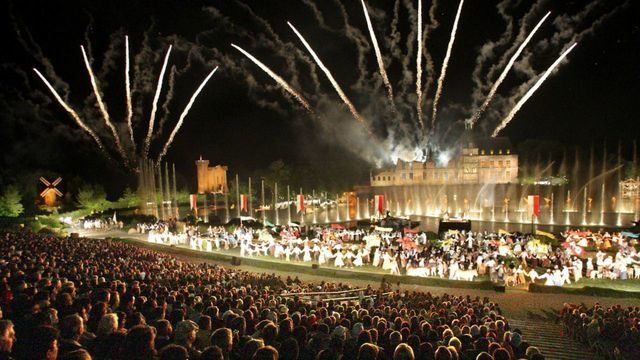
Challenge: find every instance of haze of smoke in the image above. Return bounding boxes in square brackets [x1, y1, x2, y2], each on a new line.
[431, 0, 464, 128]
[124, 36, 135, 153]
[288, 21, 370, 134]
[155, 65, 177, 141]
[33, 68, 107, 155]
[361, 0, 395, 109]
[158, 66, 218, 162]
[83, 13, 95, 61]
[232, 44, 312, 112]
[415, 0, 424, 128]
[332, 0, 371, 92]
[80, 45, 127, 162]
[469, 0, 514, 106]
[9, 9, 71, 101]
[481, 0, 627, 131]
[492, 43, 577, 137]
[470, 11, 550, 127]
[143, 45, 172, 159]
[484, 1, 549, 90]
[201, 6, 321, 105]
[233, 1, 302, 90]
[388, 0, 402, 65]
[421, 0, 440, 102]
[301, 0, 334, 32]
[399, 0, 417, 102]
[548, 0, 629, 50]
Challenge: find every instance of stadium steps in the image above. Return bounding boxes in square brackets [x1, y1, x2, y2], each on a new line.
[508, 319, 598, 360]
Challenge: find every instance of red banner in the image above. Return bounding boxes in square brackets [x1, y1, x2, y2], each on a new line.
[240, 194, 248, 212]
[190, 194, 197, 210]
[296, 194, 305, 213]
[528, 195, 540, 218]
[374, 195, 385, 215]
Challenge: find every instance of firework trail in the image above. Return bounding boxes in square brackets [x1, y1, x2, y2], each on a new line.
[421, 0, 439, 103]
[492, 42, 577, 137]
[143, 45, 172, 159]
[431, 0, 464, 128]
[361, 0, 395, 109]
[287, 21, 370, 132]
[158, 67, 218, 162]
[416, 0, 424, 128]
[33, 68, 107, 154]
[80, 45, 127, 161]
[470, 11, 551, 127]
[232, 44, 311, 112]
[125, 36, 135, 153]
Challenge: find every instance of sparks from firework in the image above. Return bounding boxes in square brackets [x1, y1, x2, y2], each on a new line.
[287, 21, 371, 134]
[431, 0, 464, 129]
[80, 45, 128, 162]
[35, 36, 216, 167]
[32, 68, 108, 155]
[416, 0, 425, 128]
[143, 45, 172, 159]
[470, 11, 551, 128]
[360, 0, 395, 110]
[231, 44, 311, 112]
[492, 42, 577, 137]
[125, 35, 135, 153]
[158, 66, 218, 162]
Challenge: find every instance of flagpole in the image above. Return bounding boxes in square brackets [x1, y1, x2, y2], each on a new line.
[204, 193, 208, 223]
[300, 187, 304, 225]
[236, 174, 240, 218]
[287, 185, 291, 224]
[312, 189, 317, 224]
[261, 179, 266, 224]
[274, 182, 279, 225]
[172, 163, 179, 219]
[248, 177, 253, 216]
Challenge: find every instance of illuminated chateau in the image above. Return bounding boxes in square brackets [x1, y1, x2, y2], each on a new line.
[195, 157, 229, 194]
[371, 138, 518, 186]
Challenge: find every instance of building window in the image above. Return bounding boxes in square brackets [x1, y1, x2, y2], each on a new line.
[506, 149, 511, 154]
[490, 150, 494, 155]
[506, 160, 511, 167]
[498, 160, 503, 167]
[499, 149, 503, 155]
[481, 150, 485, 155]
[402, 174, 406, 180]
[409, 173, 413, 180]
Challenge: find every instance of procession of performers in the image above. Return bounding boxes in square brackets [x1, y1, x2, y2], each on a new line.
[140, 221, 640, 286]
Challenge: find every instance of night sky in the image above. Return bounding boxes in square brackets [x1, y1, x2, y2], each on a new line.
[1, 0, 639, 196]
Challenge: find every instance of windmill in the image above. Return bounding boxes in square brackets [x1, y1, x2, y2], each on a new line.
[40, 177, 63, 207]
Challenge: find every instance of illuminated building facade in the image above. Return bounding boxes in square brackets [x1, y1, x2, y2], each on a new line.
[195, 156, 229, 194]
[371, 138, 518, 186]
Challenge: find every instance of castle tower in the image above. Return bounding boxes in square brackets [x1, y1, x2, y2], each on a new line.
[196, 156, 210, 194]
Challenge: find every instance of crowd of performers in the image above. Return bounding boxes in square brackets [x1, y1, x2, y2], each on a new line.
[141, 222, 640, 287]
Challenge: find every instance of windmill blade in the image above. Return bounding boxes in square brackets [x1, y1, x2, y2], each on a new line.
[40, 188, 50, 198]
[54, 189, 63, 197]
[40, 177, 51, 186]
[52, 177, 62, 186]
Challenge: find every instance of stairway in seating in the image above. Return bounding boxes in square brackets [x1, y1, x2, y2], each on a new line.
[508, 319, 598, 360]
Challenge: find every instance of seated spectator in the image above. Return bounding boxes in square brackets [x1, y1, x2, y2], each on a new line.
[59, 315, 87, 357]
[0, 320, 16, 360]
[159, 344, 188, 360]
[28, 325, 59, 360]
